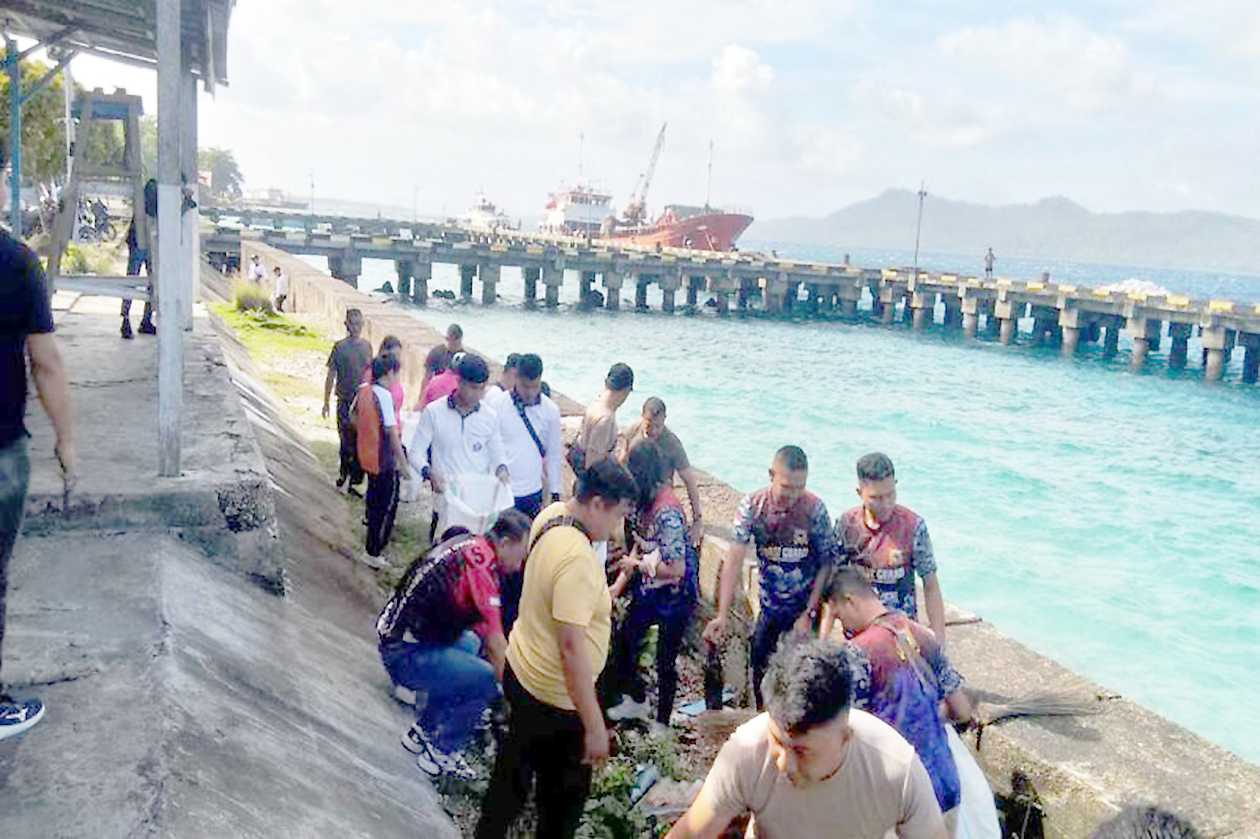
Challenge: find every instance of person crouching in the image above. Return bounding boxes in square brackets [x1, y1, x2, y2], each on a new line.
[376, 510, 532, 781]
[606, 440, 699, 730]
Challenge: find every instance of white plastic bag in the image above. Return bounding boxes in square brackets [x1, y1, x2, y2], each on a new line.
[435, 472, 514, 536]
[946, 725, 1001, 839]
[397, 412, 424, 503]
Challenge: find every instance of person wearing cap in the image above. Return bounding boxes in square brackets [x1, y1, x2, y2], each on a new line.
[492, 353, 521, 394]
[409, 352, 510, 513]
[420, 350, 464, 408]
[571, 362, 634, 473]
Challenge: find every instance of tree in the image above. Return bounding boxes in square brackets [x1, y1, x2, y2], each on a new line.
[0, 58, 72, 184]
[198, 147, 244, 201]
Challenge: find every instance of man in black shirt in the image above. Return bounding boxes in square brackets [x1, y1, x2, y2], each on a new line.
[322, 308, 372, 494]
[0, 229, 75, 740]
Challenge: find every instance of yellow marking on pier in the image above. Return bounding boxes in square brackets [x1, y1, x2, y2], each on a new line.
[1209, 300, 1234, 313]
[1026, 281, 1045, 291]
[1167, 294, 1190, 307]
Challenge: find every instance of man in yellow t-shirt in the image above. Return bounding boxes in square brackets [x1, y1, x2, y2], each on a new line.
[477, 459, 639, 839]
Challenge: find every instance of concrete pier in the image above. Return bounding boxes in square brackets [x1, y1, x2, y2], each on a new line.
[1241, 333, 1260, 383]
[203, 211, 1260, 387]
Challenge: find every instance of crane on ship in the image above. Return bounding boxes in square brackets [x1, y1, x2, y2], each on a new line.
[620, 122, 666, 226]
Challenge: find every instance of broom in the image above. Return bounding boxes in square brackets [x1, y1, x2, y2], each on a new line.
[972, 690, 1105, 751]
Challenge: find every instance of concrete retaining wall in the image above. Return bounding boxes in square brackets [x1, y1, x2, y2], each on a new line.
[236, 242, 1260, 837]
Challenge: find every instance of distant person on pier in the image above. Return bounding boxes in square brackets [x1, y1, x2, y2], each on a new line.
[492, 353, 521, 394]
[476, 461, 638, 839]
[377, 510, 532, 782]
[570, 362, 635, 473]
[356, 355, 411, 565]
[486, 352, 563, 632]
[618, 396, 705, 546]
[272, 266, 289, 313]
[409, 353, 510, 540]
[120, 178, 158, 340]
[323, 308, 372, 496]
[984, 248, 995, 279]
[606, 441, 699, 730]
[703, 445, 837, 709]
[246, 253, 266, 284]
[833, 452, 948, 646]
[822, 566, 974, 830]
[665, 637, 947, 839]
[1, 228, 76, 741]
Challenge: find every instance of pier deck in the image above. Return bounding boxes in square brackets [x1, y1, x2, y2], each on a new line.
[202, 208, 1260, 384]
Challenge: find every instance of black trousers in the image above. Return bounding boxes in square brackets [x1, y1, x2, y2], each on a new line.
[513, 489, 544, 520]
[476, 666, 592, 839]
[335, 398, 364, 487]
[365, 469, 400, 557]
[750, 607, 801, 710]
[609, 588, 694, 723]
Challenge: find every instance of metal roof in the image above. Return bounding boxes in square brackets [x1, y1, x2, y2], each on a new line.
[0, 1, 235, 87]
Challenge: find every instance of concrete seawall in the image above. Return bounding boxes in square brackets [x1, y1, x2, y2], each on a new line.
[239, 241, 1260, 837]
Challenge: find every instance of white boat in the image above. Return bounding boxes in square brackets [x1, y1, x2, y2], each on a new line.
[540, 182, 614, 236]
[461, 193, 516, 232]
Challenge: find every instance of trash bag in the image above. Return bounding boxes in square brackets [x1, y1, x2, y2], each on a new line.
[398, 412, 423, 503]
[436, 473, 513, 536]
[946, 725, 1001, 839]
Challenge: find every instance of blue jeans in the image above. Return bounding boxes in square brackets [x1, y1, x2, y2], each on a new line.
[0, 438, 31, 691]
[379, 630, 499, 753]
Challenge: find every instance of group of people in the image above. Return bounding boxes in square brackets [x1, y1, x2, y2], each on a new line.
[245, 253, 289, 312]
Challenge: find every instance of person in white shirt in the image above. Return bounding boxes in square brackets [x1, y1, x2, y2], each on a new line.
[246, 254, 266, 283]
[360, 355, 410, 567]
[273, 266, 290, 312]
[666, 636, 947, 839]
[490, 353, 520, 395]
[486, 353, 563, 519]
[409, 354, 510, 537]
[484, 353, 564, 635]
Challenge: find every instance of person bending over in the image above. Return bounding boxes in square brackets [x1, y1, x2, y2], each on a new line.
[606, 441, 700, 729]
[376, 510, 531, 781]
[476, 460, 638, 839]
[667, 635, 946, 838]
[704, 445, 837, 708]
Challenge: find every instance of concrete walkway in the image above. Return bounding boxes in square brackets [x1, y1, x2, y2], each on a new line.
[0, 296, 459, 838]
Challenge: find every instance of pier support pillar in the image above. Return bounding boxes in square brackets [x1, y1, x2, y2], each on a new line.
[764, 276, 788, 315]
[328, 253, 362, 288]
[1131, 337, 1151, 369]
[542, 262, 563, 308]
[479, 262, 500, 306]
[715, 290, 730, 315]
[1102, 317, 1121, 359]
[635, 275, 651, 310]
[523, 266, 540, 305]
[394, 259, 414, 301]
[1240, 334, 1260, 384]
[960, 294, 982, 339]
[910, 291, 934, 331]
[1201, 325, 1231, 382]
[1058, 307, 1085, 357]
[687, 275, 704, 307]
[999, 317, 1017, 345]
[413, 260, 431, 306]
[660, 272, 682, 314]
[661, 287, 677, 313]
[942, 298, 962, 330]
[459, 264, 476, 302]
[1126, 317, 1161, 369]
[736, 279, 751, 311]
[579, 271, 596, 304]
[841, 297, 859, 318]
[995, 298, 1019, 345]
[603, 269, 624, 311]
[1061, 326, 1081, 357]
[901, 295, 914, 324]
[1168, 322, 1192, 370]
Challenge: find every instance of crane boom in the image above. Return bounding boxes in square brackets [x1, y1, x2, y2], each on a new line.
[622, 122, 667, 225]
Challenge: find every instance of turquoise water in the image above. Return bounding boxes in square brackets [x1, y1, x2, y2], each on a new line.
[340, 254, 1260, 764]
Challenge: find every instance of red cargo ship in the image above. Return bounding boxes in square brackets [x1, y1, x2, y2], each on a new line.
[540, 125, 753, 252]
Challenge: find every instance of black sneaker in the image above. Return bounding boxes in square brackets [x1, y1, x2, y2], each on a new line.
[138, 319, 157, 335]
[121, 320, 134, 340]
[0, 693, 46, 741]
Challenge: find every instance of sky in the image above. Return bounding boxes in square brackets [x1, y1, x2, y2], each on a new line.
[56, 1, 1260, 222]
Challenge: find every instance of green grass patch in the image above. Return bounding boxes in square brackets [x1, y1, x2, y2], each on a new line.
[211, 301, 328, 358]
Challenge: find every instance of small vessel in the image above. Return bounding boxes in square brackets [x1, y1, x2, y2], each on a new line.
[541, 125, 753, 251]
[461, 193, 516, 232]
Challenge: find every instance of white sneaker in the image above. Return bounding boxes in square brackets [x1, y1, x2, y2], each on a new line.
[393, 685, 417, 707]
[607, 696, 651, 722]
[402, 723, 430, 755]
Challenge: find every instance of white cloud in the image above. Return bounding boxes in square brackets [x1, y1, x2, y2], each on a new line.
[937, 17, 1149, 113]
[711, 45, 775, 95]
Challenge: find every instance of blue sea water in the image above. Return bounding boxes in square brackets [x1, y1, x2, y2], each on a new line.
[340, 245, 1260, 764]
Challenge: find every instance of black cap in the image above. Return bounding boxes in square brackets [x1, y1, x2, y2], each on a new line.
[457, 353, 490, 384]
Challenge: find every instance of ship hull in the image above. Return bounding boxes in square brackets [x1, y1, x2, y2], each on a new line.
[602, 212, 753, 251]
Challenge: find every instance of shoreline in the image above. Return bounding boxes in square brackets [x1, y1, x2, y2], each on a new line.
[240, 241, 1260, 836]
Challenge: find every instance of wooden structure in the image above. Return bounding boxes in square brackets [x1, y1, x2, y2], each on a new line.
[2, 1, 236, 476]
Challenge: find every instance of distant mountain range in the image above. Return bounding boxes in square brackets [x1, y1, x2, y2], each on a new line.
[749, 190, 1260, 275]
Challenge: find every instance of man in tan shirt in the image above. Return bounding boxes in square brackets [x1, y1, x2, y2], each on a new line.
[571, 362, 634, 471]
[667, 637, 946, 839]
